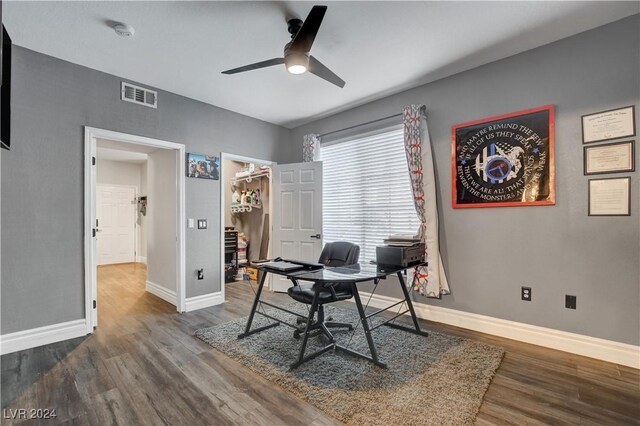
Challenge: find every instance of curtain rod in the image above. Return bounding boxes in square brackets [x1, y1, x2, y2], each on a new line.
[319, 113, 403, 139]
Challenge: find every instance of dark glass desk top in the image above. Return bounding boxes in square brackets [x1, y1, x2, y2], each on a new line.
[284, 262, 427, 283]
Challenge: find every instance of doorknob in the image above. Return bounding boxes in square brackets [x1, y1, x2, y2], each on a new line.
[310, 234, 321, 239]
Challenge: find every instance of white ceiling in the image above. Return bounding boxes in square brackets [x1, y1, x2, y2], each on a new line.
[4, 2, 638, 128]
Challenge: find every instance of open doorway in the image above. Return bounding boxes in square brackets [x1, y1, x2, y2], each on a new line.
[220, 153, 275, 299]
[84, 127, 186, 333]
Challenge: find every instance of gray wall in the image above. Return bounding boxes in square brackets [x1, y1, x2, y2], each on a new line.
[1, 46, 291, 334]
[290, 15, 640, 345]
[147, 149, 177, 292]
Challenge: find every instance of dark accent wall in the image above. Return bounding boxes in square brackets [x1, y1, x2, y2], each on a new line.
[1, 46, 291, 334]
[289, 15, 640, 345]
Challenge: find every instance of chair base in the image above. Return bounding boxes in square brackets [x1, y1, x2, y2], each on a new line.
[292, 305, 353, 341]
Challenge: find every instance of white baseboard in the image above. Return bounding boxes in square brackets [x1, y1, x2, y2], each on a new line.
[136, 256, 147, 264]
[185, 292, 224, 312]
[354, 292, 640, 369]
[146, 281, 177, 306]
[0, 319, 88, 355]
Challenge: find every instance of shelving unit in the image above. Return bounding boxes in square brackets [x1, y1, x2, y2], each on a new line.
[230, 168, 269, 215]
[224, 229, 238, 283]
[231, 169, 270, 185]
[231, 203, 262, 214]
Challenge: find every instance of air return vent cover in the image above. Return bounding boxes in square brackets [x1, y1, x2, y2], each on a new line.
[121, 82, 157, 108]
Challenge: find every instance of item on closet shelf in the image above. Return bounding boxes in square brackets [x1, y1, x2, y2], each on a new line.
[246, 266, 258, 281]
[240, 191, 247, 204]
[247, 163, 256, 173]
[253, 189, 261, 206]
[232, 189, 241, 204]
[237, 233, 248, 265]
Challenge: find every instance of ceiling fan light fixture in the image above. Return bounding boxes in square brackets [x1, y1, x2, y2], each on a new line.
[285, 51, 309, 75]
[287, 64, 307, 74]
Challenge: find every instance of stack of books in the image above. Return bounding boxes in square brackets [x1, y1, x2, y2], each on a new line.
[383, 234, 422, 247]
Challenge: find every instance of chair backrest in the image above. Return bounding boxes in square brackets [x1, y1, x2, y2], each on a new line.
[318, 242, 360, 267]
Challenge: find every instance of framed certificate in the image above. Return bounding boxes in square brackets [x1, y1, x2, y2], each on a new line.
[588, 177, 631, 216]
[582, 105, 636, 144]
[584, 140, 634, 175]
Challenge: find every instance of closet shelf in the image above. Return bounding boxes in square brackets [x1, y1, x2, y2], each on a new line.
[231, 170, 270, 185]
[231, 203, 262, 213]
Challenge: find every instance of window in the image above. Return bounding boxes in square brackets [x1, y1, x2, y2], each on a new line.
[320, 126, 421, 262]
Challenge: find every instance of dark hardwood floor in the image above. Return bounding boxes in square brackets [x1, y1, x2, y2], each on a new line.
[1, 263, 638, 425]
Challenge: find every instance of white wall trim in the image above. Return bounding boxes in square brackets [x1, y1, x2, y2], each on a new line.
[184, 292, 224, 312]
[0, 319, 88, 355]
[355, 292, 640, 369]
[146, 281, 177, 306]
[136, 256, 147, 264]
[85, 126, 186, 335]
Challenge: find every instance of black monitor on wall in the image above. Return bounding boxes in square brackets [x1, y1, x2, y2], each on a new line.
[1, 24, 11, 150]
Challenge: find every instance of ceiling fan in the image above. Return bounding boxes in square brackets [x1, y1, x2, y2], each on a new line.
[221, 5, 345, 88]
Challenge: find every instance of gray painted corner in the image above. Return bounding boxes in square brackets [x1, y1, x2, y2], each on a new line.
[290, 15, 640, 346]
[1, 46, 291, 334]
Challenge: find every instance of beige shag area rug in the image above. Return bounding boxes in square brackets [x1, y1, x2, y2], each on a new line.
[196, 303, 503, 425]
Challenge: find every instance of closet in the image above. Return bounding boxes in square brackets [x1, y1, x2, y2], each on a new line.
[223, 158, 271, 283]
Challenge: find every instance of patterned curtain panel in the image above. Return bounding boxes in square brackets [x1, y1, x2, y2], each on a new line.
[403, 105, 451, 297]
[303, 134, 321, 162]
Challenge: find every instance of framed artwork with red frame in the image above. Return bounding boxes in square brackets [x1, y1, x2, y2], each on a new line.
[451, 105, 555, 208]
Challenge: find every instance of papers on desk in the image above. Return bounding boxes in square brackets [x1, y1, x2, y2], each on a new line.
[383, 234, 422, 247]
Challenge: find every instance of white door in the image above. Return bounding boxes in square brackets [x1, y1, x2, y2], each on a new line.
[97, 185, 136, 265]
[272, 162, 323, 292]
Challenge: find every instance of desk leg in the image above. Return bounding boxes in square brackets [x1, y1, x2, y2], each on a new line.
[238, 271, 280, 339]
[382, 271, 429, 337]
[346, 284, 386, 368]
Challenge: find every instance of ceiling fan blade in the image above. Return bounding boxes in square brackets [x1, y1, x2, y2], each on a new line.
[309, 56, 345, 88]
[289, 5, 327, 53]
[221, 58, 285, 74]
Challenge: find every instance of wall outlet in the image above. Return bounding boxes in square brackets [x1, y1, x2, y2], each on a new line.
[521, 286, 532, 301]
[565, 295, 576, 309]
[197, 269, 204, 280]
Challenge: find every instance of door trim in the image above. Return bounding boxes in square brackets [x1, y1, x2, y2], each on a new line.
[84, 127, 186, 334]
[220, 152, 276, 301]
[96, 183, 138, 266]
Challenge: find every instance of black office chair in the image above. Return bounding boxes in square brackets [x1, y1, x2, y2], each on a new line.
[287, 242, 360, 341]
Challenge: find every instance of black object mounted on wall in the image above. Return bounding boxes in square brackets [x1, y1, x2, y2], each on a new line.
[1, 23, 12, 151]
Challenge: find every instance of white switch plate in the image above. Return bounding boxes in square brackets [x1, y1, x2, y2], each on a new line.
[188, 218, 195, 228]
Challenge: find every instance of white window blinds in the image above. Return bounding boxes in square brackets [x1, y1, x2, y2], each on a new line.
[320, 127, 421, 262]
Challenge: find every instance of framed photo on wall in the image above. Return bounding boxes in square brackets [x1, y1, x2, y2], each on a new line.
[583, 140, 634, 175]
[588, 177, 631, 216]
[186, 153, 220, 180]
[451, 105, 555, 208]
[582, 105, 636, 144]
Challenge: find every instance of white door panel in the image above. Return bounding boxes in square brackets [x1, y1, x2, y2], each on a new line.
[272, 162, 323, 292]
[97, 185, 136, 265]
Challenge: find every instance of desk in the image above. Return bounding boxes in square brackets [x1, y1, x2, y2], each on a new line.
[238, 262, 429, 369]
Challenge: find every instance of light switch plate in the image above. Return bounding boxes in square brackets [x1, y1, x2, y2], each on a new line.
[197, 219, 207, 229]
[188, 218, 195, 228]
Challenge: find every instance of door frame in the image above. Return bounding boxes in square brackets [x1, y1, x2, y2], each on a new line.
[84, 127, 186, 334]
[220, 152, 276, 300]
[96, 183, 138, 266]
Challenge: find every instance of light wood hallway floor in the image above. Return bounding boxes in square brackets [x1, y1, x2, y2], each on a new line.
[1, 263, 639, 425]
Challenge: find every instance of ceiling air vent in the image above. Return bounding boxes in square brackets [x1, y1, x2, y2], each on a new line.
[121, 82, 157, 108]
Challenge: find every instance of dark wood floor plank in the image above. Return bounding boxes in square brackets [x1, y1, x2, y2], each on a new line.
[1, 263, 638, 425]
